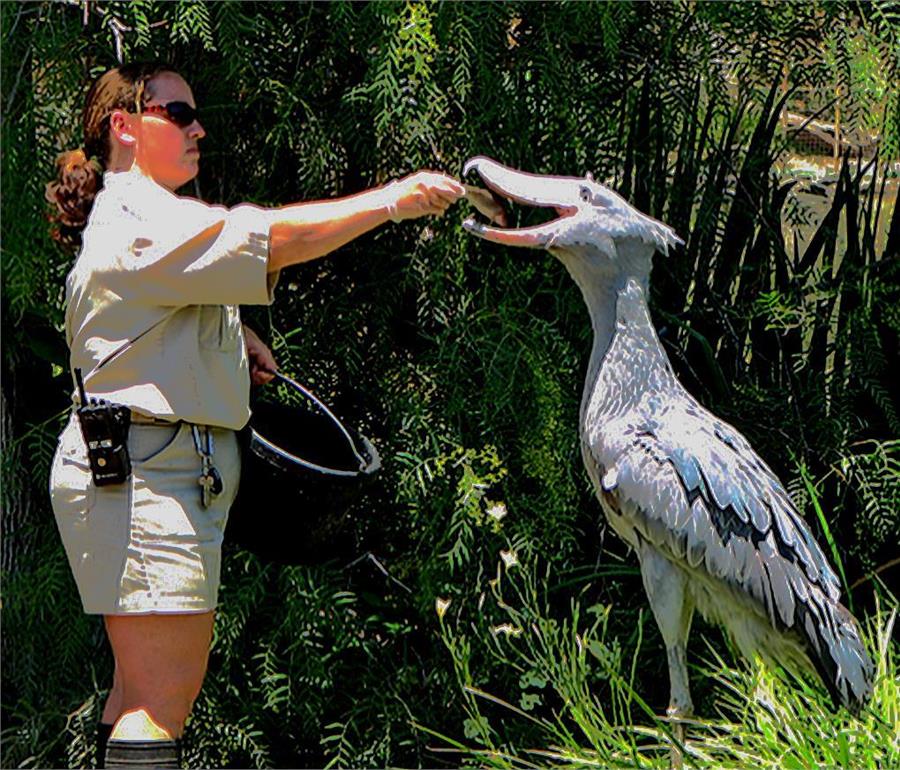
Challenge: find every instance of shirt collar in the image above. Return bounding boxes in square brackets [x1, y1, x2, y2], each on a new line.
[102, 166, 169, 195]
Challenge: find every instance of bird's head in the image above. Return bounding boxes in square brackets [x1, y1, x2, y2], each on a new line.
[463, 156, 683, 286]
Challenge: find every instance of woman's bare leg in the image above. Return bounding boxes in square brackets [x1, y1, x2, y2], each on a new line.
[104, 611, 214, 740]
[101, 656, 124, 724]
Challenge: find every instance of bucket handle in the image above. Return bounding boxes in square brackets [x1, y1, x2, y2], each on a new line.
[266, 369, 370, 471]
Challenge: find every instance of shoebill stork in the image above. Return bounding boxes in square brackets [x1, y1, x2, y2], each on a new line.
[462, 156, 873, 749]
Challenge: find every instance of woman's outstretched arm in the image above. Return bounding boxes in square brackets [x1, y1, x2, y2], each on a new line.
[267, 171, 464, 272]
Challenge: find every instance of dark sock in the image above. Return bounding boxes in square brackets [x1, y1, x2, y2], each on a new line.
[96, 722, 114, 769]
[104, 738, 180, 769]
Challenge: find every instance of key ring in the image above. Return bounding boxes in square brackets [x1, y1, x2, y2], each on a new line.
[191, 424, 223, 508]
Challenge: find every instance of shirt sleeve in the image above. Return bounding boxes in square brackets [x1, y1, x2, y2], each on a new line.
[98, 194, 276, 307]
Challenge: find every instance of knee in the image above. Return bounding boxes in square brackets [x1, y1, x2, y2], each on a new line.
[104, 611, 214, 734]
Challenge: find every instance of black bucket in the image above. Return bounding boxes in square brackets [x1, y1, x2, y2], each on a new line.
[226, 371, 381, 564]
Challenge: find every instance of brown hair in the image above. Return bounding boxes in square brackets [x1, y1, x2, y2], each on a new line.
[45, 61, 177, 249]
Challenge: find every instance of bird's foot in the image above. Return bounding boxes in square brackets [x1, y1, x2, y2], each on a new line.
[665, 705, 689, 770]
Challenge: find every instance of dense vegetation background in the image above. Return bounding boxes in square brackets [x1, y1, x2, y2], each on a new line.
[2, 2, 898, 768]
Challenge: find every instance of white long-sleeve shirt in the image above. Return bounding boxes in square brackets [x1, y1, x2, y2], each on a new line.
[65, 167, 278, 429]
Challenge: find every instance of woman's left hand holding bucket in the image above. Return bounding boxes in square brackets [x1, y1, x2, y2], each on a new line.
[243, 324, 277, 385]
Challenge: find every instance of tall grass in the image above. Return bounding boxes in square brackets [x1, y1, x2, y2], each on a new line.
[426, 551, 900, 769]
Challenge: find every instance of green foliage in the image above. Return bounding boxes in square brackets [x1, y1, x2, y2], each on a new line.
[2, 2, 897, 768]
[432, 552, 900, 769]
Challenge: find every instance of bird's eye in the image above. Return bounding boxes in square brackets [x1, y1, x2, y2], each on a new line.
[580, 187, 592, 203]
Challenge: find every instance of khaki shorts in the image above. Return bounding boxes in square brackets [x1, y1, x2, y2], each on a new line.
[49, 412, 240, 615]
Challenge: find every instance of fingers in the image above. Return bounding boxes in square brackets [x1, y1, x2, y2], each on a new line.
[388, 170, 469, 221]
[250, 364, 275, 386]
[425, 191, 457, 216]
[429, 188, 462, 206]
[411, 173, 465, 218]
[412, 182, 463, 209]
[247, 343, 277, 386]
[411, 170, 466, 198]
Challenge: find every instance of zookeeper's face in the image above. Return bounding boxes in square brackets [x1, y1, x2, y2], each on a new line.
[115, 71, 205, 192]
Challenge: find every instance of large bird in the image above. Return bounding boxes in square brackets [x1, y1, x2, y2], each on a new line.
[462, 156, 873, 752]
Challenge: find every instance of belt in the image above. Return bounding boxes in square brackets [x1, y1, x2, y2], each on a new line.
[130, 411, 181, 427]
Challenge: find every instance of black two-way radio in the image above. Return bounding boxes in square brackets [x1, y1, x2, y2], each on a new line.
[74, 367, 132, 486]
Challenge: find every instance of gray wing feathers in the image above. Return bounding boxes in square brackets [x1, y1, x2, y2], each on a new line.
[705, 419, 840, 600]
[590, 405, 873, 708]
[595, 408, 840, 620]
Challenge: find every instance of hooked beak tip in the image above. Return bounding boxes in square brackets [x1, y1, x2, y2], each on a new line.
[462, 158, 480, 178]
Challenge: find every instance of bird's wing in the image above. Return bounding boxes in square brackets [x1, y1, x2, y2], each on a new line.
[590, 400, 842, 631]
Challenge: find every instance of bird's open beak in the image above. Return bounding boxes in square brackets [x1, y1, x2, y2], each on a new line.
[462, 156, 579, 248]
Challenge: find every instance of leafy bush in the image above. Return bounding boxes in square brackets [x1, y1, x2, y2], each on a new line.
[2, 2, 897, 768]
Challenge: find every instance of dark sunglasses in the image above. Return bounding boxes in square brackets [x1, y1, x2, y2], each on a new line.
[142, 101, 200, 128]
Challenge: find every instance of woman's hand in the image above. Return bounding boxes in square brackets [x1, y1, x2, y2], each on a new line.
[243, 324, 277, 386]
[268, 171, 472, 271]
[385, 171, 466, 222]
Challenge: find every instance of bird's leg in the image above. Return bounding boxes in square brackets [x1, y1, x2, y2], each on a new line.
[664, 640, 692, 770]
[637, 542, 694, 770]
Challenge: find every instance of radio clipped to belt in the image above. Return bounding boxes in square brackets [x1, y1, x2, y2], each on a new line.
[70, 313, 174, 487]
[74, 367, 132, 486]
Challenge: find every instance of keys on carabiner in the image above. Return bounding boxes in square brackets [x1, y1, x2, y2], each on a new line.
[198, 469, 214, 508]
[191, 425, 223, 508]
[204, 466, 223, 503]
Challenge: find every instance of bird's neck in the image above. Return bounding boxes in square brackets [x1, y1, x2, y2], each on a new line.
[559, 259, 674, 425]
[581, 282, 622, 393]
[559, 263, 623, 409]
[561, 258, 640, 362]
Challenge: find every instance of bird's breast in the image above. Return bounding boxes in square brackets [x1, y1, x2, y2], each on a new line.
[580, 432, 642, 551]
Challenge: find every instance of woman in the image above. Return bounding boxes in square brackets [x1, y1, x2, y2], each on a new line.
[45, 61, 483, 769]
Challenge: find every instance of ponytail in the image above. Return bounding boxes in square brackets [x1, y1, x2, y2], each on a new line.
[45, 148, 104, 249]
[45, 60, 174, 251]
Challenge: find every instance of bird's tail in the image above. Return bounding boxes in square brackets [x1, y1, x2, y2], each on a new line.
[796, 592, 874, 713]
